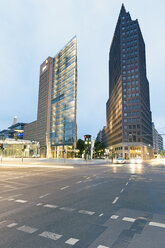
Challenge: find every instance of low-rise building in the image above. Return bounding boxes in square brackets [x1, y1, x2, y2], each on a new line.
[0, 138, 40, 158]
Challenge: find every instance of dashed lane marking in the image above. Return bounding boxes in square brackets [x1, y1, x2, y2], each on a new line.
[0, 220, 6, 225]
[8, 223, 18, 228]
[97, 245, 109, 248]
[60, 207, 75, 212]
[120, 189, 124, 193]
[112, 197, 119, 204]
[17, 225, 38, 234]
[122, 217, 136, 222]
[111, 215, 119, 220]
[99, 213, 104, 217]
[8, 198, 14, 201]
[44, 204, 58, 209]
[65, 238, 79, 245]
[39, 193, 51, 198]
[76, 181, 82, 184]
[126, 182, 128, 186]
[78, 210, 95, 215]
[36, 203, 43, 206]
[60, 186, 70, 190]
[15, 199, 27, 203]
[39, 231, 62, 241]
[149, 222, 165, 228]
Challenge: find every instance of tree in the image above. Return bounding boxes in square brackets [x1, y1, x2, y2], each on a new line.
[160, 151, 165, 157]
[95, 141, 105, 158]
[77, 139, 85, 157]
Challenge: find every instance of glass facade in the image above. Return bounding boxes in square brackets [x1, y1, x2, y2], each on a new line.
[50, 37, 77, 150]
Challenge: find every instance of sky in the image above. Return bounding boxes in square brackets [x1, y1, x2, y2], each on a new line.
[0, 0, 165, 143]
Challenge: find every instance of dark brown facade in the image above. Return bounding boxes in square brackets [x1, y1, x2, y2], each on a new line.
[104, 4, 153, 159]
[36, 57, 53, 148]
[24, 57, 53, 156]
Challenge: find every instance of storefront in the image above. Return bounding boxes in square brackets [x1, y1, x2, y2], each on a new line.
[0, 138, 40, 158]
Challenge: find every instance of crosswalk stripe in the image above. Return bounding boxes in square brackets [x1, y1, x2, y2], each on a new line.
[17, 225, 38, 233]
[39, 231, 62, 240]
[65, 238, 79, 245]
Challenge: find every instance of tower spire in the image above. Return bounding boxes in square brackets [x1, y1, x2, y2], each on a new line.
[120, 3, 126, 15]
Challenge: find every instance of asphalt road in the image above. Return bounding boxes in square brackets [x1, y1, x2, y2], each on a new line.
[0, 160, 165, 248]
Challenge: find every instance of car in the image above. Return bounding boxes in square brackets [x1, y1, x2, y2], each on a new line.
[113, 157, 126, 164]
[130, 158, 142, 164]
[32, 154, 40, 158]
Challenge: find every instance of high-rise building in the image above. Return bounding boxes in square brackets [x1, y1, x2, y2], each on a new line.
[158, 134, 163, 153]
[104, 4, 153, 159]
[152, 122, 164, 154]
[152, 122, 159, 153]
[24, 36, 77, 158]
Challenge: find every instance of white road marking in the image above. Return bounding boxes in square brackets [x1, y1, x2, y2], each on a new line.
[86, 177, 91, 179]
[8, 198, 15, 201]
[8, 223, 18, 228]
[97, 245, 109, 248]
[60, 207, 75, 212]
[0, 220, 6, 225]
[0, 197, 3, 199]
[39, 193, 51, 199]
[149, 222, 165, 228]
[39, 231, 62, 240]
[65, 238, 79, 245]
[76, 181, 82, 184]
[36, 203, 43, 206]
[122, 217, 136, 222]
[44, 204, 58, 209]
[78, 210, 95, 215]
[112, 197, 119, 204]
[15, 199, 27, 203]
[126, 182, 128, 186]
[60, 186, 70, 190]
[17, 225, 38, 234]
[111, 215, 119, 220]
[99, 213, 104, 217]
[10, 194, 23, 197]
[120, 189, 124, 193]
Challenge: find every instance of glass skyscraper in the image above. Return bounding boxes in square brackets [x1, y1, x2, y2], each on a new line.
[24, 37, 77, 158]
[50, 37, 77, 158]
[104, 5, 153, 160]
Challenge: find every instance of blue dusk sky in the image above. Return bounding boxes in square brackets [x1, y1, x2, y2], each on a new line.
[0, 0, 165, 142]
